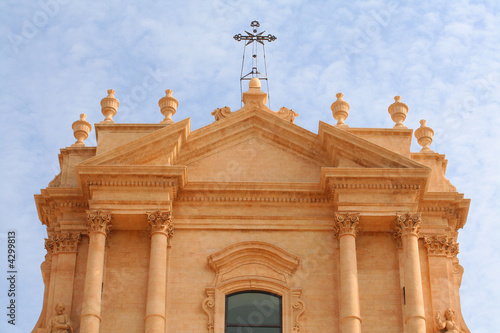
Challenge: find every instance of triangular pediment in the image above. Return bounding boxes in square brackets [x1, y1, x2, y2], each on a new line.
[76, 106, 428, 179]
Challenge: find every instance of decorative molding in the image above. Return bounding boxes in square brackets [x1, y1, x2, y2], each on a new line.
[334, 212, 360, 237]
[44, 233, 81, 253]
[178, 196, 330, 203]
[202, 288, 215, 333]
[292, 289, 305, 332]
[424, 235, 459, 257]
[331, 183, 421, 190]
[86, 210, 112, 235]
[394, 212, 421, 239]
[86, 180, 177, 187]
[146, 210, 174, 238]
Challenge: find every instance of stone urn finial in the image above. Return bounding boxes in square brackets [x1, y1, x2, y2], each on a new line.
[158, 89, 179, 124]
[388, 96, 409, 128]
[71, 114, 92, 147]
[100, 89, 119, 123]
[331, 92, 350, 127]
[414, 119, 434, 152]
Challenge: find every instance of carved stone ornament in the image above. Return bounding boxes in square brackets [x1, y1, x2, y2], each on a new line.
[48, 302, 73, 333]
[211, 106, 232, 121]
[331, 92, 350, 127]
[202, 288, 215, 333]
[100, 89, 120, 124]
[86, 210, 112, 235]
[277, 107, 299, 123]
[158, 89, 179, 124]
[147, 210, 174, 238]
[424, 235, 459, 257]
[44, 233, 81, 254]
[334, 212, 360, 237]
[435, 308, 466, 333]
[71, 113, 92, 147]
[292, 289, 305, 332]
[388, 96, 409, 128]
[394, 212, 421, 239]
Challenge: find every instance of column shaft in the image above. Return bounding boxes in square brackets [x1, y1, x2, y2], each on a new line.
[335, 212, 361, 333]
[339, 234, 361, 333]
[145, 232, 168, 333]
[396, 213, 426, 333]
[80, 232, 106, 333]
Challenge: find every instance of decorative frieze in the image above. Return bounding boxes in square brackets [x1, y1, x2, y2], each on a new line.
[334, 212, 360, 237]
[424, 235, 459, 257]
[332, 183, 421, 190]
[86, 210, 112, 235]
[394, 212, 421, 238]
[147, 210, 174, 238]
[178, 196, 330, 203]
[45, 233, 81, 254]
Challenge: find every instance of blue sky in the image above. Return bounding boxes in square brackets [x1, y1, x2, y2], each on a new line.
[1, 0, 499, 332]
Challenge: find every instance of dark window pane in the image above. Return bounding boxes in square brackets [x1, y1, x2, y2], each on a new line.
[226, 292, 281, 327]
[226, 327, 281, 333]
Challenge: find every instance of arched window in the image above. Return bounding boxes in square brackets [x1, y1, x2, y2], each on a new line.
[225, 291, 282, 333]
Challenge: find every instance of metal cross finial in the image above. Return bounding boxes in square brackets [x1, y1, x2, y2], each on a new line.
[233, 20, 277, 45]
[234, 21, 276, 108]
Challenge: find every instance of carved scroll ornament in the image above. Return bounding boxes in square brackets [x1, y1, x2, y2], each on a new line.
[147, 210, 174, 238]
[202, 288, 215, 333]
[334, 212, 360, 237]
[424, 235, 459, 257]
[86, 210, 112, 235]
[394, 212, 421, 238]
[44, 233, 81, 254]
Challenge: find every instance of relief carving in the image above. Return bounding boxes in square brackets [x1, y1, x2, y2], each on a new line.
[277, 107, 299, 123]
[86, 210, 112, 235]
[202, 288, 215, 333]
[211, 106, 232, 121]
[147, 210, 174, 238]
[424, 235, 459, 257]
[334, 212, 360, 237]
[292, 289, 305, 332]
[394, 212, 421, 238]
[48, 303, 73, 333]
[435, 308, 466, 333]
[45, 233, 81, 254]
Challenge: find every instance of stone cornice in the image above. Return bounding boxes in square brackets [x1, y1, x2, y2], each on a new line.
[146, 210, 174, 238]
[45, 232, 81, 253]
[334, 212, 360, 237]
[86, 210, 112, 236]
[424, 235, 459, 257]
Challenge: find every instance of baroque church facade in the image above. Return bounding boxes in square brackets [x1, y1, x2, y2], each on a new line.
[32, 77, 470, 333]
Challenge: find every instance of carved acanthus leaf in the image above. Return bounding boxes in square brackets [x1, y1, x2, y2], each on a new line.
[45, 233, 81, 253]
[86, 210, 112, 235]
[147, 210, 174, 238]
[334, 212, 360, 237]
[424, 235, 459, 257]
[211, 106, 232, 121]
[395, 212, 421, 238]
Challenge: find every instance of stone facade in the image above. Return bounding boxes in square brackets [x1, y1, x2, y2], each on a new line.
[33, 78, 470, 333]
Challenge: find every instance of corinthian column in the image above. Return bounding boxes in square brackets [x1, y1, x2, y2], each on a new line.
[335, 213, 361, 333]
[395, 213, 426, 333]
[145, 210, 174, 333]
[80, 211, 112, 333]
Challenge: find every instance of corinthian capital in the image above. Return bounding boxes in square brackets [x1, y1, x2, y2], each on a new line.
[45, 233, 81, 254]
[424, 236, 459, 257]
[86, 210, 112, 235]
[394, 212, 421, 239]
[147, 210, 174, 238]
[334, 212, 360, 237]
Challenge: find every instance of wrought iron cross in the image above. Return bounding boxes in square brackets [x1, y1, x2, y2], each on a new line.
[233, 20, 277, 45]
[234, 21, 276, 108]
